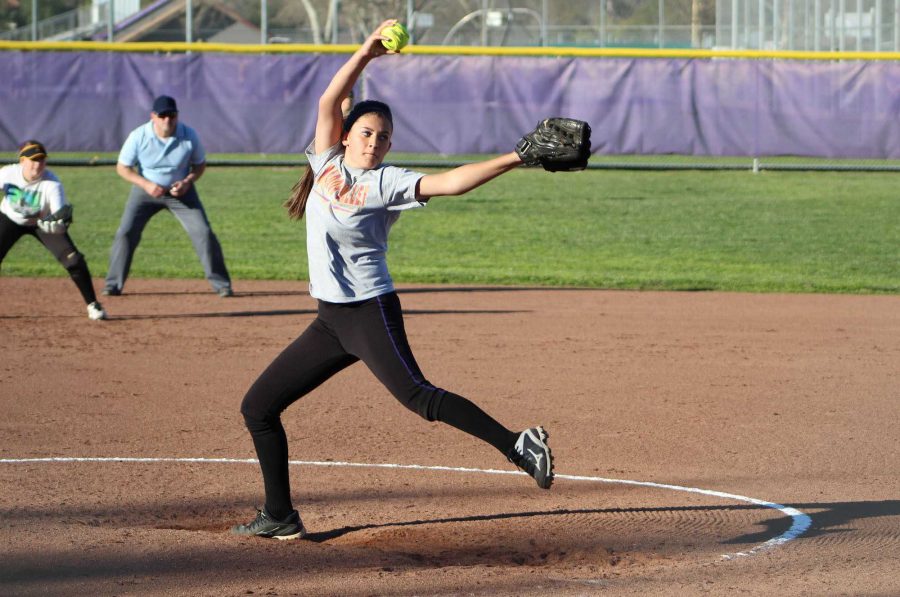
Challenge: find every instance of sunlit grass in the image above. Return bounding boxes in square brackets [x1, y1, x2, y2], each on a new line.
[3, 164, 897, 294]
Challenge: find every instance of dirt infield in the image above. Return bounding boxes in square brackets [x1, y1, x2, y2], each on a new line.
[1, 277, 897, 596]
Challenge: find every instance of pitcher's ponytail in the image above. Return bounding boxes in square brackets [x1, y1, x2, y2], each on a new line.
[284, 165, 313, 220]
[286, 91, 355, 220]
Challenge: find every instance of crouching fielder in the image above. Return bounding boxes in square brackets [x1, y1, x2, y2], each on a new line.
[232, 18, 590, 540]
[0, 141, 106, 320]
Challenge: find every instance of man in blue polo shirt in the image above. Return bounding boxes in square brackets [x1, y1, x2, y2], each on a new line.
[103, 95, 233, 297]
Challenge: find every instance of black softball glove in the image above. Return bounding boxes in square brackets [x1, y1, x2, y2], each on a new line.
[515, 117, 591, 172]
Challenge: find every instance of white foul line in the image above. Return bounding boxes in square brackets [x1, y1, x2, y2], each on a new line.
[0, 456, 811, 559]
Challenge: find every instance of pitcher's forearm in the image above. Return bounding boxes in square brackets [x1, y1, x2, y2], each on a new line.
[418, 152, 523, 198]
[316, 51, 372, 150]
[320, 51, 371, 112]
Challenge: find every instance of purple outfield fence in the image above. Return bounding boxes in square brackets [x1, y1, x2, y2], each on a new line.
[1, 51, 898, 159]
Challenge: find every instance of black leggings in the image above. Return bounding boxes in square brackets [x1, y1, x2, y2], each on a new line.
[0, 211, 98, 305]
[240, 291, 517, 519]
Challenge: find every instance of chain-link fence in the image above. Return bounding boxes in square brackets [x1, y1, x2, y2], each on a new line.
[3, 0, 899, 50]
[717, 0, 900, 51]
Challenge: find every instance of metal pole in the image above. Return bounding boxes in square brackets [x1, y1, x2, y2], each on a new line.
[839, 0, 845, 51]
[788, 0, 795, 49]
[186, 0, 193, 43]
[31, 0, 37, 41]
[802, 0, 807, 49]
[261, 0, 267, 44]
[811, 0, 816, 50]
[814, 0, 821, 49]
[600, 0, 606, 47]
[744, 0, 752, 46]
[774, 0, 780, 49]
[481, 0, 488, 46]
[732, 0, 739, 47]
[758, 0, 765, 49]
[896, 0, 899, 50]
[856, 0, 862, 50]
[875, 0, 882, 50]
[830, 0, 837, 50]
[332, 0, 339, 44]
[107, 0, 115, 42]
[541, 0, 547, 46]
[658, 0, 664, 48]
[692, 0, 700, 47]
[407, 0, 414, 44]
[715, 0, 721, 47]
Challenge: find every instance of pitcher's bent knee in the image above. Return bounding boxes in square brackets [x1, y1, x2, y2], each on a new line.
[240, 390, 279, 433]
[395, 384, 445, 422]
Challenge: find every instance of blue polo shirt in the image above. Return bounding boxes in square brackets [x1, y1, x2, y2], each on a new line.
[118, 121, 206, 187]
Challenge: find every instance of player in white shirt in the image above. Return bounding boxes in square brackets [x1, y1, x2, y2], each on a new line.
[0, 141, 107, 320]
[232, 20, 556, 540]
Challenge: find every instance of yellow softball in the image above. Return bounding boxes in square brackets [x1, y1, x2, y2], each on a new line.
[381, 22, 410, 52]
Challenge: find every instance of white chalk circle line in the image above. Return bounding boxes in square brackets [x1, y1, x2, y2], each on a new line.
[0, 456, 811, 559]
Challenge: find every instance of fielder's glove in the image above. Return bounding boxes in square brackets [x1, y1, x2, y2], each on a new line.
[37, 204, 73, 234]
[515, 117, 592, 172]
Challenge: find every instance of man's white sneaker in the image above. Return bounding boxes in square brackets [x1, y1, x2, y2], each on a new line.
[87, 301, 107, 321]
[507, 426, 554, 489]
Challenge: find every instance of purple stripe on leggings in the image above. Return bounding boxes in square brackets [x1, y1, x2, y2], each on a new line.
[376, 294, 437, 391]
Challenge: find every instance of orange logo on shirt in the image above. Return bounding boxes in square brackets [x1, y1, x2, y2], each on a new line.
[315, 164, 368, 211]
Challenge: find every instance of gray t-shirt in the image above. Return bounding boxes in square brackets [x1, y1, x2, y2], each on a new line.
[305, 142, 425, 303]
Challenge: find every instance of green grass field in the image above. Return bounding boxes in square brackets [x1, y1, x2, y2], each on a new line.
[3, 163, 897, 294]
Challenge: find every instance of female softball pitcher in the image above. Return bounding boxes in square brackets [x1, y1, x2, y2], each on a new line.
[233, 19, 589, 539]
[0, 140, 107, 321]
